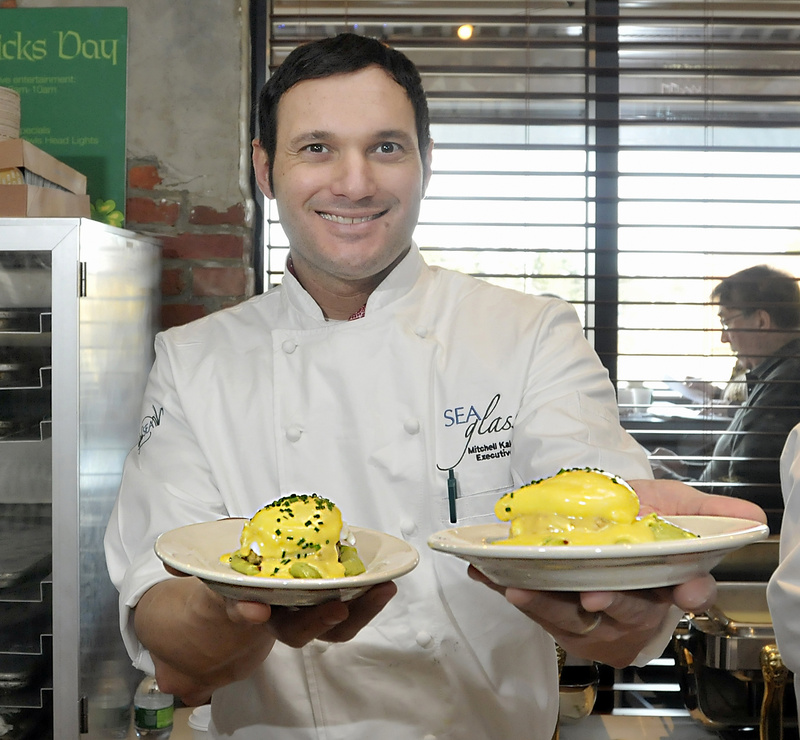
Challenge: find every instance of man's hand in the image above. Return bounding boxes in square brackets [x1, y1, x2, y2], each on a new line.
[468, 479, 767, 667]
[468, 566, 691, 667]
[136, 571, 396, 705]
[265, 581, 397, 647]
[631, 478, 767, 522]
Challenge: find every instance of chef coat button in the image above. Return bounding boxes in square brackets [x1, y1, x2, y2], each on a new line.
[285, 426, 302, 442]
[414, 326, 428, 338]
[282, 339, 297, 354]
[403, 418, 420, 435]
[400, 519, 417, 536]
[415, 631, 433, 648]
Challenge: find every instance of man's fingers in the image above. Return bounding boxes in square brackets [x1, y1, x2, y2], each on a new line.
[467, 564, 506, 595]
[319, 581, 398, 642]
[267, 581, 398, 648]
[164, 564, 191, 577]
[267, 601, 349, 648]
[225, 598, 273, 624]
[630, 478, 767, 523]
[671, 573, 717, 613]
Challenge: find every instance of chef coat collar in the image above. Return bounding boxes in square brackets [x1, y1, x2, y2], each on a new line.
[281, 243, 424, 324]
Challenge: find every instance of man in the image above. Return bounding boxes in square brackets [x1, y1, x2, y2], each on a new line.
[105, 34, 764, 739]
[698, 265, 800, 530]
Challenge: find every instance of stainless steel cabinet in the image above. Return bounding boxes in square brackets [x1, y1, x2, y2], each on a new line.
[0, 218, 160, 739]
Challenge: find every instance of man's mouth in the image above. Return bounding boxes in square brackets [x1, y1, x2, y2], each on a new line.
[318, 210, 386, 225]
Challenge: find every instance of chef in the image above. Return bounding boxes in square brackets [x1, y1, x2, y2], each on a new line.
[105, 33, 766, 740]
[767, 423, 800, 709]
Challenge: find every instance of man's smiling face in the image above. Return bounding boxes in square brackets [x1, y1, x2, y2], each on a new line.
[257, 65, 431, 293]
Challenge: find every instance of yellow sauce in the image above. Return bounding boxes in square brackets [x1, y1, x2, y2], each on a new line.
[225, 493, 347, 578]
[493, 468, 697, 546]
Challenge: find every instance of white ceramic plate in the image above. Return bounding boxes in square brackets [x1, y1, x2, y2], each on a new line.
[155, 518, 419, 607]
[427, 516, 769, 591]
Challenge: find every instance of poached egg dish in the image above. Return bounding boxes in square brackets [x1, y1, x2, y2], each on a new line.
[224, 493, 365, 578]
[493, 468, 698, 546]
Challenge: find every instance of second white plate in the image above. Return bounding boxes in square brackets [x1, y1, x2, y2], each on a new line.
[427, 516, 768, 591]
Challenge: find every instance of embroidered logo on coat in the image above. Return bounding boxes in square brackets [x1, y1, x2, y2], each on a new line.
[138, 405, 164, 452]
[438, 393, 514, 470]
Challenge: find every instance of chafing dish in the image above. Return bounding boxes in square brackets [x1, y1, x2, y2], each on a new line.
[674, 543, 798, 739]
[711, 538, 782, 583]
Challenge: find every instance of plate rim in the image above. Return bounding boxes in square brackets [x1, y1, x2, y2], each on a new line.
[155, 519, 419, 592]
[427, 516, 769, 561]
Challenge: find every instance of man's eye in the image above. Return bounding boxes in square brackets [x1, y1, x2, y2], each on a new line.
[377, 142, 401, 154]
[304, 143, 328, 153]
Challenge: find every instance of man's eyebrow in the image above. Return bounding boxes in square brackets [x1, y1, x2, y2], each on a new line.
[288, 129, 417, 148]
[376, 129, 416, 145]
[288, 131, 330, 148]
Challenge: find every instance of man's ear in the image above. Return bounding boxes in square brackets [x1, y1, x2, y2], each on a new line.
[756, 308, 773, 329]
[252, 139, 274, 199]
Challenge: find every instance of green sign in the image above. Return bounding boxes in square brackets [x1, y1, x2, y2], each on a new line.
[0, 7, 127, 226]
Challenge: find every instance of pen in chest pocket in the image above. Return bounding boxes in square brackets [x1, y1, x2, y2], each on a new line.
[447, 468, 459, 523]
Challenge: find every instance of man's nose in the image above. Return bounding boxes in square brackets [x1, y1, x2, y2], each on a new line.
[720, 327, 731, 344]
[331, 152, 377, 199]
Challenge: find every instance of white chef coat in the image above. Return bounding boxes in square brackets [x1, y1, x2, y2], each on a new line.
[105, 244, 660, 740]
[767, 422, 800, 706]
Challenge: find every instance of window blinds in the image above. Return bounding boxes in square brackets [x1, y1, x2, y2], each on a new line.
[257, 1, 800, 530]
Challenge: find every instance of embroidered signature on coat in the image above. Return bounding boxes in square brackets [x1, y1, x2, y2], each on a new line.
[138, 405, 164, 452]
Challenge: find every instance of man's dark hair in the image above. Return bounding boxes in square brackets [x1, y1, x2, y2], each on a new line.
[712, 264, 800, 329]
[256, 33, 431, 192]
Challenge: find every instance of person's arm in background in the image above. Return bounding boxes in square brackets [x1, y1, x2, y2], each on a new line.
[767, 424, 800, 706]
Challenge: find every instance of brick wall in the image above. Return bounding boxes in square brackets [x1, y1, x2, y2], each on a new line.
[127, 160, 255, 330]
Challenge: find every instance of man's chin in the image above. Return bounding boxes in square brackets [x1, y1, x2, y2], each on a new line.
[327, 246, 410, 280]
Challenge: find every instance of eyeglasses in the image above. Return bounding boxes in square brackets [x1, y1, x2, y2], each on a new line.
[719, 312, 746, 331]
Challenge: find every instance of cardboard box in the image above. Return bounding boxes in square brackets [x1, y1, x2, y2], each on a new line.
[0, 138, 90, 217]
[0, 184, 90, 218]
[0, 138, 87, 194]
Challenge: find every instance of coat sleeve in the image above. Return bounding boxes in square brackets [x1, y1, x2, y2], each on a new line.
[510, 299, 652, 486]
[767, 424, 800, 704]
[510, 300, 682, 668]
[103, 331, 230, 670]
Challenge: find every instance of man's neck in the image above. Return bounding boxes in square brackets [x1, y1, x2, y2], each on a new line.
[746, 332, 800, 372]
[285, 256, 372, 320]
[287, 248, 409, 321]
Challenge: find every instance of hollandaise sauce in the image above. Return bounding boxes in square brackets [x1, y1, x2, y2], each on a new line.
[222, 493, 365, 578]
[494, 468, 697, 546]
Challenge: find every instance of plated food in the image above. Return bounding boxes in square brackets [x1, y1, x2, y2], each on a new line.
[493, 468, 698, 546]
[155, 509, 419, 607]
[223, 493, 365, 579]
[427, 468, 769, 591]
